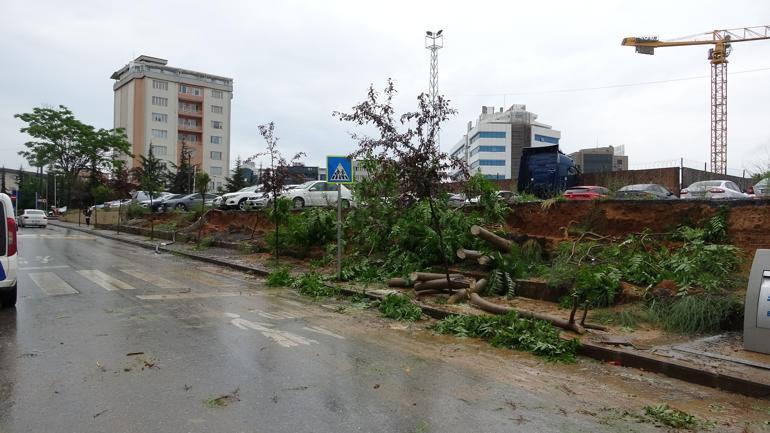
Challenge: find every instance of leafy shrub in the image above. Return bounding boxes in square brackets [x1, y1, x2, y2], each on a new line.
[378, 293, 422, 321]
[643, 404, 712, 430]
[291, 272, 339, 298]
[341, 257, 384, 282]
[192, 236, 215, 250]
[126, 203, 148, 219]
[266, 268, 294, 287]
[433, 312, 580, 362]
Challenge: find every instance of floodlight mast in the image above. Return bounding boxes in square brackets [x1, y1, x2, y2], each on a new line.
[425, 29, 444, 107]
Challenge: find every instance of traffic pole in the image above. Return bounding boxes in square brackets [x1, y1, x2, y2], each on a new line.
[337, 185, 342, 281]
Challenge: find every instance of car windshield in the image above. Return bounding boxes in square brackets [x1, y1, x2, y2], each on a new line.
[565, 187, 589, 194]
[688, 181, 723, 191]
[237, 186, 257, 192]
[26, 210, 45, 215]
[754, 178, 770, 188]
[619, 184, 653, 191]
[294, 181, 316, 190]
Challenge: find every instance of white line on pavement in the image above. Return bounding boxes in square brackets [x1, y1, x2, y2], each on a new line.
[119, 269, 185, 289]
[136, 292, 258, 300]
[77, 270, 136, 291]
[19, 265, 70, 271]
[28, 272, 79, 296]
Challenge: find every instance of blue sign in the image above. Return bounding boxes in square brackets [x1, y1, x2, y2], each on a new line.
[0, 261, 5, 281]
[327, 156, 354, 184]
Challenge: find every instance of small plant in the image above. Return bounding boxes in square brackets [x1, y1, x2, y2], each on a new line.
[265, 267, 294, 287]
[649, 295, 743, 334]
[192, 236, 215, 251]
[643, 404, 712, 430]
[433, 312, 580, 362]
[126, 203, 148, 219]
[291, 272, 339, 298]
[379, 293, 422, 321]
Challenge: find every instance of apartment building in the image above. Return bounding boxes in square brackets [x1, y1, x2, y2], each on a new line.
[111, 55, 233, 190]
[450, 105, 561, 180]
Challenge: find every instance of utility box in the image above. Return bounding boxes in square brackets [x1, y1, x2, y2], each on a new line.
[744, 249, 770, 354]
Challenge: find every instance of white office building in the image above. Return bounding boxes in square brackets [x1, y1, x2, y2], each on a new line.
[450, 105, 561, 180]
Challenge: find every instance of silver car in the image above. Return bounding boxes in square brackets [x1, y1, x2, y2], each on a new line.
[680, 180, 748, 199]
[18, 209, 48, 228]
[751, 178, 770, 198]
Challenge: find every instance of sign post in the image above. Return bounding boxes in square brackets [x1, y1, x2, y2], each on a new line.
[327, 156, 354, 281]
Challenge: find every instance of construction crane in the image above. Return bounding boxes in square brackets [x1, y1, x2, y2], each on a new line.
[622, 26, 770, 174]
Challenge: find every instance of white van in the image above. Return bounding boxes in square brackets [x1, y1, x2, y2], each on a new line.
[0, 193, 18, 307]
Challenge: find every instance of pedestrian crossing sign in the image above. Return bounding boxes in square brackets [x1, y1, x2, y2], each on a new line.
[327, 156, 354, 184]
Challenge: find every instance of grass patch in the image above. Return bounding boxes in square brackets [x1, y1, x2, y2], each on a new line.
[192, 236, 215, 251]
[291, 272, 339, 298]
[265, 268, 293, 287]
[643, 404, 712, 430]
[378, 293, 422, 321]
[649, 295, 743, 334]
[433, 312, 580, 362]
[592, 307, 650, 329]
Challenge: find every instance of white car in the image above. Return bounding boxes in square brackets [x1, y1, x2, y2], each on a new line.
[283, 181, 354, 209]
[214, 185, 262, 210]
[681, 180, 749, 199]
[19, 209, 48, 228]
[0, 193, 18, 308]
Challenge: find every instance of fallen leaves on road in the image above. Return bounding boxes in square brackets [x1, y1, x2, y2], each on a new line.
[204, 388, 240, 408]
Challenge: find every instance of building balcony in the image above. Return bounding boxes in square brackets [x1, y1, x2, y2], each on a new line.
[177, 124, 202, 133]
[178, 92, 204, 103]
[178, 109, 202, 118]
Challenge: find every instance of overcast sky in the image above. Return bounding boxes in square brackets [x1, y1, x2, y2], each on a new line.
[1, 0, 769, 176]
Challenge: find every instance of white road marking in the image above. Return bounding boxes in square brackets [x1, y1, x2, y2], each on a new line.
[19, 265, 70, 271]
[254, 309, 296, 320]
[18, 234, 95, 240]
[28, 272, 79, 296]
[35, 256, 51, 264]
[229, 317, 318, 348]
[77, 270, 136, 291]
[120, 269, 185, 289]
[136, 292, 257, 300]
[303, 326, 345, 340]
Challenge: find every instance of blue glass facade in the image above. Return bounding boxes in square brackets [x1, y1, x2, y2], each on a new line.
[534, 134, 559, 144]
[470, 131, 506, 143]
[470, 145, 506, 156]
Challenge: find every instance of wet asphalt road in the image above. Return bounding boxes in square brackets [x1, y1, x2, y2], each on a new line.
[0, 225, 686, 432]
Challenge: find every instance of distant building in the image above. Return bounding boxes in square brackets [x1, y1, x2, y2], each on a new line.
[569, 146, 628, 174]
[111, 55, 234, 191]
[450, 105, 562, 180]
[252, 164, 320, 185]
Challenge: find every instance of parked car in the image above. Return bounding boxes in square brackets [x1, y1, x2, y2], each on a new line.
[18, 209, 48, 228]
[448, 193, 468, 208]
[751, 177, 770, 198]
[615, 184, 677, 200]
[138, 192, 173, 208]
[132, 190, 171, 203]
[0, 193, 18, 308]
[680, 180, 749, 199]
[563, 186, 609, 200]
[214, 186, 263, 210]
[283, 181, 354, 209]
[147, 194, 185, 212]
[162, 193, 220, 211]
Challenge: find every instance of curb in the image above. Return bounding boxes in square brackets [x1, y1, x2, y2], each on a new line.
[51, 222, 770, 398]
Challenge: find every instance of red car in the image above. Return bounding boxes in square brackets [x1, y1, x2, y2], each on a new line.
[563, 186, 609, 200]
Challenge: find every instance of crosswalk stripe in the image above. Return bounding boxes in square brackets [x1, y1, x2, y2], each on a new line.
[136, 292, 253, 300]
[119, 269, 185, 289]
[28, 272, 79, 296]
[77, 270, 136, 291]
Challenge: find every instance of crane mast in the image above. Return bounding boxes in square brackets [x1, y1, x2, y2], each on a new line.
[622, 26, 770, 175]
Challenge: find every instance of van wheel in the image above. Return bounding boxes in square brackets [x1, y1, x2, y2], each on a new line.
[0, 283, 17, 308]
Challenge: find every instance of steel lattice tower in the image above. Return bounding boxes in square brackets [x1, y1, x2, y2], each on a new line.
[425, 30, 443, 106]
[710, 52, 728, 175]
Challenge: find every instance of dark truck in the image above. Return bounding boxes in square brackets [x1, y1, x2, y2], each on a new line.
[516, 144, 579, 198]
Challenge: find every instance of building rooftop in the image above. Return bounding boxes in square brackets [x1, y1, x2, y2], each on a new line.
[111, 55, 233, 89]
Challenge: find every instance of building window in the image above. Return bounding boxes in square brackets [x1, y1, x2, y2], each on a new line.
[152, 112, 167, 123]
[210, 151, 222, 160]
[451, 146, 465, 159]
[211, 105, 223, 114]
[534, 134, 559, 144]
[211, 89, 223, 99]
[470, 145, 506, 156]
[152, 80, 168, 91]
[470, 131, 506, 143]
[151, 145, 168, 156]
[470, 161, 479, 169]
[210, 136, 222, 144]
[178, 133, 198, 143]
[151, 129, 168, 139]
[479, 159, 506, 166]
[179, 102, 199, 113]
[210, 166, 223, 175]
[152, 96, 168, 107]
[211, 120, 223, 129]
[178, 118, 199, 128]
[179, 84, 202, 96]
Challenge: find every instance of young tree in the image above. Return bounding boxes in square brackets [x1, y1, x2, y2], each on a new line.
[334, 80, 466, 282]
[15, 105, 131, 206]
[166, 140, 195, 194]
[108, 159, 134, 200]
[131, 148, 167, 240]
[224, 156, 248, 193]
[248, 122, 305, 263]
[194, 170, 211, 244]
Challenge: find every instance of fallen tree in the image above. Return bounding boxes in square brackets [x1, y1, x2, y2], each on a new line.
[470, 225, 512, 253]
[469, 292, 586, 334]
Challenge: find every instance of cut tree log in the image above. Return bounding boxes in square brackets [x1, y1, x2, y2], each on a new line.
[470, 225, 513, 253]
[456, 248, 483, 261]
[448, 278, 487, 304]
[477, 256, 493, 266]
[469, 293, 585, 334]
[415, 277, 470, 291]
[409, 272, 464, 282]
[414, 289, 444, 298]
[387, 278, 412, 288]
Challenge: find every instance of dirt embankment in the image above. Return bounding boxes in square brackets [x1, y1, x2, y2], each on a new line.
[506, 200, 770, 256]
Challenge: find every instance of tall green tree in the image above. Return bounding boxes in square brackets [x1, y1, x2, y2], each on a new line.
[166, 140, 195, 194]
[131, 148, 167, 240]
[15, 105, 131, 206]
[224, 156, 248, 193]
[15, 167, 37, 210]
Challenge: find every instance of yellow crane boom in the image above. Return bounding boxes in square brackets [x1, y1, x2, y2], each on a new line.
[622, 26, 770, 174]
